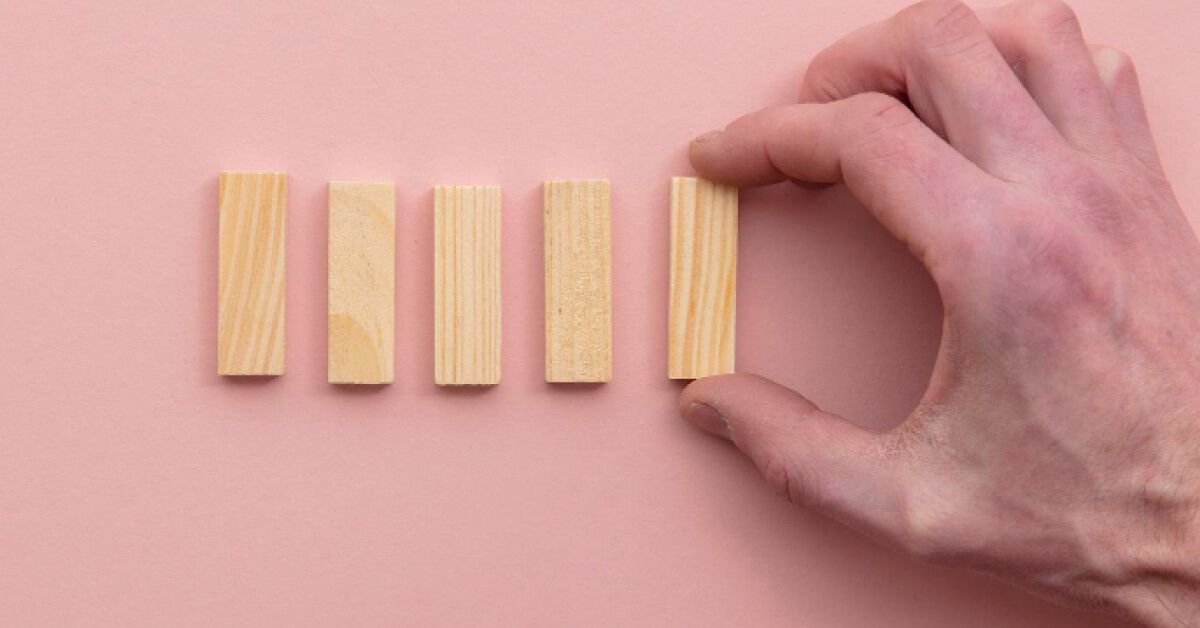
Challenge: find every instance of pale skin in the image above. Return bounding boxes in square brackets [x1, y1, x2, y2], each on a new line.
[677, 0, 1200, 625]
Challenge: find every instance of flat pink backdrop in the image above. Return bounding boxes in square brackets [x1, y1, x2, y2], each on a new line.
[1, 0, 1197, 626]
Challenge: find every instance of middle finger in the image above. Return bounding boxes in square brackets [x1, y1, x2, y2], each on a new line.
[798, 0, 1067, 180]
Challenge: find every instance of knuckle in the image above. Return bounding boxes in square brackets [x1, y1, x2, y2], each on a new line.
[844, 94, 920, 162]
[852, 93, 915, 130]
[1102, 47, 1135, 72]
[807, 68, 856, 103]
[902, 0, 990, 58]
[900, 498, 962, 563]
[906, 0, 974, 33]
[1093, 45, 1138, 87]
[804, 48, 858, 102]
[888, 438, 970, 564]
[758, 453, 816, 508]
[1016, 0, 1082, 38]
[1052, 165, 1134, 235]
[998, 211, 1121, 318]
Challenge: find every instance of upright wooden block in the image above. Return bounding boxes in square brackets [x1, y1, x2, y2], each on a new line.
[328, 181, 396, 384]
[217, 171, 287, 376]
[544, 179, 612, 383]
[434, 185, 501, 385]
[668, 176, 737, 379]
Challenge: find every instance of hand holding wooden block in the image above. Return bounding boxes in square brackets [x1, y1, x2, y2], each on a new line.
[544, 179, 612, 383]
[434, 185, 502, 385]
[668, 176, 737, 379]
[328, 181, 396, 384]
[217, 171, 287, 376]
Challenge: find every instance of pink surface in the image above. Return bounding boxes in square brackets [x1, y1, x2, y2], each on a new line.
[1, 0, 1197, 625]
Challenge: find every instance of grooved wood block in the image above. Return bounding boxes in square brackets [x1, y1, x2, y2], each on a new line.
[434, 185, 501, 385]
[544, 179, 612, 383]
[668, 176, 737, 379]
[328, 181, 396, 384]
[217, 171, 287, 376]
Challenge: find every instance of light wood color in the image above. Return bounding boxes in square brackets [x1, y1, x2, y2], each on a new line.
[544, 179, 612, 382]
[328, 181, 396, 384]
[218, 171, 287, 376]
[668, 176, 737, 379]
[434, 185, 501, 385]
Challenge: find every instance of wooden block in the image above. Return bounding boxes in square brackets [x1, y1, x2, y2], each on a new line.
[328, 181, 396, 384]
[217, 171, 287, 376]
[668, 176, 737, 379]
[434, 185, 501, 385]
[544, 179, 612, 383]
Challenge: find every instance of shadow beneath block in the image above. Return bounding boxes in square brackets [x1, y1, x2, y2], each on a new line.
[331, 383, 391, 395]
[220, 374, 281, 386]
[431, 383, 498, 397]
[544, 381, 608, 393]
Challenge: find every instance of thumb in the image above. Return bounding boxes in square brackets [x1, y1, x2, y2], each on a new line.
[680, 373, 911, 544]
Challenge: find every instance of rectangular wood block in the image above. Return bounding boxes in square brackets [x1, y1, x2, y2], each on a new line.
[544, 179, 612, 383]
[434, 185, 501, 385]
[217, 171, 287, 376]
[668, 176, 737, 379]
[328, 181, 396, 384]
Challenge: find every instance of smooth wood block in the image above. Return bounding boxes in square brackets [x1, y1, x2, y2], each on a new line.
[434, 185, 501, 385]
[544, 179, 612, 383]
[668, 176, 737, 379]
[328, 181, 396, 384]
[217, 171, 287, 376]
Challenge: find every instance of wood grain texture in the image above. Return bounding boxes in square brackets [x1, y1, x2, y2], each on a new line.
[544, 179, 612, 383]
[217, 171, 287, 376]
[328, 181, 395, 384]
[668, 176, 737, 379]
[434, 185, 501, 385]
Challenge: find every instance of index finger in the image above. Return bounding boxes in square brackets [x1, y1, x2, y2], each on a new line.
[689, 92, 999, 264]
[797, 0, 1064, 179]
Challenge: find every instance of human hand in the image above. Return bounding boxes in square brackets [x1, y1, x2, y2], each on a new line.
[678, 1, 1200, 624]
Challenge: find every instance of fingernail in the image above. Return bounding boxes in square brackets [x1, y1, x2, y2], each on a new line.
[684, 403, 731, 439]
[693, 129, 723, 144]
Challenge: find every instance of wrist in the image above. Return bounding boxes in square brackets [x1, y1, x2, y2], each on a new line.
[1101, 513, 1200, 626]
[1094, 421, 1200, 626]
[1107, 571, 1200, 627]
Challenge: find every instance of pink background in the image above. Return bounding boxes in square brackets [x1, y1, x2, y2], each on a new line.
[1, 0, 1197, 625]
